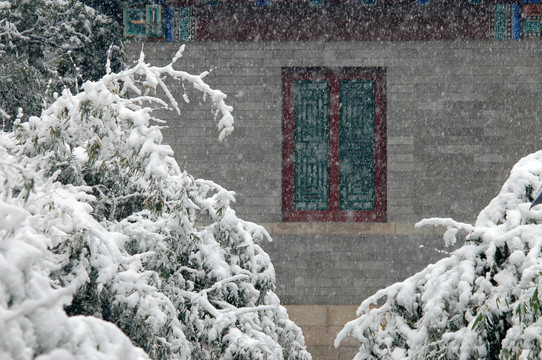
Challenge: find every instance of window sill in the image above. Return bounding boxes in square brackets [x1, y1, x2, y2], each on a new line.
[259, 222, 451, 236]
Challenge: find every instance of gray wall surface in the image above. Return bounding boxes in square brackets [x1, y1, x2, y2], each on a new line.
[126, 40, 542, 304]
[266, 231, 452, 305]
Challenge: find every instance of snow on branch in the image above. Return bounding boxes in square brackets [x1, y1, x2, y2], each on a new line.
[336, 149, 542, 360]
[119, 46, 234, 141]
[416, 217, 475, 247]
[0, 45, 309, 360]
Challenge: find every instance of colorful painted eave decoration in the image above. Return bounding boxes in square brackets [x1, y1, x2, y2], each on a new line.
[488, 1, 542, 39]
[124, 4, 194, 41]
[124, 5, 164, 39]
[124, 1, 542, 42]
[523, 2, 542, 38]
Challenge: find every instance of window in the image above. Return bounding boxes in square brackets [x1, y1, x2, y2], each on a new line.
[282, 68, 387, 222]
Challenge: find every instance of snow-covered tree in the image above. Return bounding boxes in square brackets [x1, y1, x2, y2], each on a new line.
[336, 151, 542, 359]
[0, 47, 310, 360]
[0, 0, 123, 129]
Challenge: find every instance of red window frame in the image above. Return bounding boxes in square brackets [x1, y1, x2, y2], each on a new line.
[282, 67, 387, 222]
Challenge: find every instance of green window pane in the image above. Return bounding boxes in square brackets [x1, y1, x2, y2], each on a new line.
[340, 80, 375, 210]
[294, 80, 330, 210]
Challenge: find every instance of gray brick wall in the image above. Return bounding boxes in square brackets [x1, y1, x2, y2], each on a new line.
[127, 40, 542, 224]
[267, 232, 450, 305]
[126, 40, 542, 305]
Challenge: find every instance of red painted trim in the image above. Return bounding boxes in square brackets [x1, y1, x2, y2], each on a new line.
[282, 69, 296, 220]
[282, 68, 387, 223]
[374, 71, 387, 223]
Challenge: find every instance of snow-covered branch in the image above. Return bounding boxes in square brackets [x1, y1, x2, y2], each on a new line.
[337, 150, 542, 359]
[0, 45, 308, 360]
[119, 47, 234, 141]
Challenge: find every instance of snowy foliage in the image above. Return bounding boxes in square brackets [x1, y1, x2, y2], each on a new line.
[336, 152, 542, 359]
[0, 48, 310, 360]
[0, 0, 123, 129]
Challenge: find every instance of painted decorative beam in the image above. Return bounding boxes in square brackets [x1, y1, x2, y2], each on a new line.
[124, 1, 542, 42]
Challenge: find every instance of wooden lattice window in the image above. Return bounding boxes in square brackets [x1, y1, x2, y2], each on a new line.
[282, 68, 387, 222]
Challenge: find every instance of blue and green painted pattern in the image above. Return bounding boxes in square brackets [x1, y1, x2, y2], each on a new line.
[125, 2, 542, 41]
[124, 4, 192, 41]
[146, 5, 162, 37]
[491, 4, 513, 39]
[522, 2, 542, 38]
[179, 7, 192, 41]
[490, 2, 542, 39]
[123, 5, 164, 38]
[123, 7, 147, 37]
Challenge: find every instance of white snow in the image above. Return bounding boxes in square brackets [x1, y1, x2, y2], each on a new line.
[337, 150, 542, 359]
[0, 47, 309, 360]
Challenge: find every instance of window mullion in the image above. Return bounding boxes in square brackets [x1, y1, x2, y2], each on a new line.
[329, 77, 341, 213]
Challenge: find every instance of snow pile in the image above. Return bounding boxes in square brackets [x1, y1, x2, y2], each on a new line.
[336, 151, 542, 359]
[0, 48, 309, 359]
